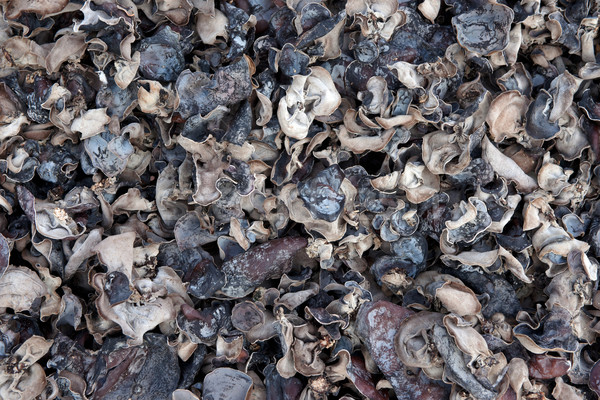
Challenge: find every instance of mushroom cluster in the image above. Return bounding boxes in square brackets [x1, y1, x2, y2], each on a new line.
[0, 0, 600, 399]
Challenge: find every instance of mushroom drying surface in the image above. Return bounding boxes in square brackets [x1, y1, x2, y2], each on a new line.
[0, 0, 599, 399]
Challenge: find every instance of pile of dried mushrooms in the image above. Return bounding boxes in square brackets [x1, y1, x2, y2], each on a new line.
[0, 0, 600, 399]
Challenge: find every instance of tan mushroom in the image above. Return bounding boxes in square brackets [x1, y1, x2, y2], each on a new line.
[486, 91, 529, 142]
[278, 67, 341, 140]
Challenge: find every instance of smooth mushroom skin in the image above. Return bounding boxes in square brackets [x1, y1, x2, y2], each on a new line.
[177, 247, 226, 300]
[346, 355, 388, 400]
[552, 376, 585, 400]
[72, 108, 111, 139]
[589, 359, 600, 396]
[264, 364, 304, 400]
[391, 234, 428, 268]
[481, 136, 538, 193]
[276, 43, 310, 77]
[434, 280, 482, 317]
[528, 354, 571, 380]
[525, 90, 561, 140]
[104, 271, 133, 306]
[486, 91, 529, 142]
[231, 301, 265, 332]
[202, 368, 254, 400]
[196, 9, 228, 45]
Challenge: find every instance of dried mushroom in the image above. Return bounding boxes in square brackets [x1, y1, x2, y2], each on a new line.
[277, 66, 341, 139]
[357, 301, 449, 399]
[452, 1, 514, 56]
[87, 333, 180, 400]
[220, 236, 308, 298]
[0, 336, 53, 400]
[202, 368, 253, 400]
[0, 0, 599, 398]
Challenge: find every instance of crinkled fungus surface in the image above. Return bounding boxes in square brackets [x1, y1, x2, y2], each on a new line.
[1, 0, 600, 399]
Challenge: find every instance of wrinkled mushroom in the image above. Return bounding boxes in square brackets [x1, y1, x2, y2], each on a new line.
[277, 67, 341, 140]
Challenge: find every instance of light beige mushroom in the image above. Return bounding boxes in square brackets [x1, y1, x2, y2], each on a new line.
[486, 91, 529, 142]
[278, 67, 341, 140]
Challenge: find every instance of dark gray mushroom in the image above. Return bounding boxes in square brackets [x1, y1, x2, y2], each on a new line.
[452, 1, 514, 56]
[220, 237, 308, 298]
[525, 90, 561, 140]
[513, 306, 579, 354]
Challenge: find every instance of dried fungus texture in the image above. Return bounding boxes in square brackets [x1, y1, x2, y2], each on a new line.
[0, 0, 600, 399]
